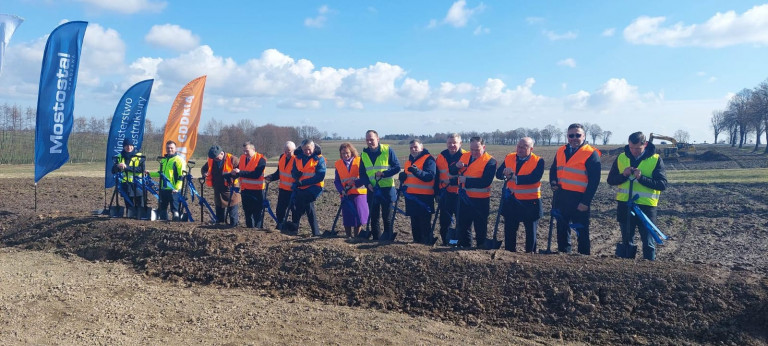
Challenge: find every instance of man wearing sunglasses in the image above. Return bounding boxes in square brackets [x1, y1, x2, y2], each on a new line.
[549, 123, 602, 255]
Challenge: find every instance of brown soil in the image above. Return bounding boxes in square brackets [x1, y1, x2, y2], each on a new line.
[1, 175, 767, 345]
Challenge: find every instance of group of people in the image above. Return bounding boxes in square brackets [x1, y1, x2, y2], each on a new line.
[111, 123, 668, 261]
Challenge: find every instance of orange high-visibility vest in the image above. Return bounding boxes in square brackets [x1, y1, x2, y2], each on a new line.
[404, 154, 434, 195]
[206, 153, 238, 187]
[503, 153, 541, 200]
[238, 153, 265, 190]
[459, 152, 493, 198]
[295, 155, 325, 190]
[335, 157, 367, 195]
[436, 149, 467, 193]
[278, 154, 295, 191]
[555, 145, 597, 193]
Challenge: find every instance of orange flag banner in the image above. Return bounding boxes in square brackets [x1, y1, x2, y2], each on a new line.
[162, 75, 206, 163]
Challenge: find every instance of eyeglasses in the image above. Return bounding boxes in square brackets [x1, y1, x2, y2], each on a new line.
[568, 133, 582, 138]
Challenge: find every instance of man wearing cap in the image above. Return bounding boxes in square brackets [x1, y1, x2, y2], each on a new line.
[111, 139, 145, 217]
[265, 141, 297, 229]
[232, 141, 267, 228]
[201, 145, 241, 226]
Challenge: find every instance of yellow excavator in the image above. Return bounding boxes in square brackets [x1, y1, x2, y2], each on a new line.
[648, 133, 696, 159]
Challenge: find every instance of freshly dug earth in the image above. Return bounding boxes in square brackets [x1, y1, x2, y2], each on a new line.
[1, 176, 767, 345]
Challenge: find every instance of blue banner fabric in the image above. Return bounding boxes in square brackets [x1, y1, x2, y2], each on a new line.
[34, 21, 88, 183]
[104, 79, 154, 188]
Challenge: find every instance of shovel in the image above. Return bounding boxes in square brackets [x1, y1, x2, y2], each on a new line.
[357, 176, 381, 240]
[484, 177, 510, 250]
[279, 187, 299, 233]
[446, 186, 463, 246]
[615, 176, 638, 258]
[380, 180, 405, 242]
[539, 189, 559, 254]
[321, 195, 345, 238]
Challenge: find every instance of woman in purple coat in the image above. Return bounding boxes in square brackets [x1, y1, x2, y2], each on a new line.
[334, 142, 370, 237]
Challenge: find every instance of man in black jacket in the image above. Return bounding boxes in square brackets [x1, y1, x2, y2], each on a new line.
[607, 131, 668, 260]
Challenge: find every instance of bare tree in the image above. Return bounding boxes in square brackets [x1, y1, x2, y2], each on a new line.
[587, 123, 603, 144]
[602, 130, 612, 145]
[673, 129, 690, 143]
[710, 110, 725, 144]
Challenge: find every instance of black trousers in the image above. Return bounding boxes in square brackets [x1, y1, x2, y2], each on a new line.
[367, 191, 393, 240]
[406, 194, 434, 244]
[555, 209, 590, 254]
[275, 188, 293, 225]
[438, 192, 458, 245]
[457, 197, 490, 248]
[241, 189, 264, 228]
[157, 190, 179, 219]
[292, 189, 319, 236]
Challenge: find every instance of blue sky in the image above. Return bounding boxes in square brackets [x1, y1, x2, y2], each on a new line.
[2, 1, 768, 143]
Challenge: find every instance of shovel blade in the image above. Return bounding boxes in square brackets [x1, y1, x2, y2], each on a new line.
[379, 231, 397, 242]
[446, 227, 459, 246]
[614, 242, 638, 259]
[109, 206, 125, 218]
[321, 230, 338, 238]
[357, 230, 371, 239]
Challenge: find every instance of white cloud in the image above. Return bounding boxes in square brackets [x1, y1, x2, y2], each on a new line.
[473, 25, 490, 35]
[145, 24, 200, 52]
[557, 58, 576, 68]
[78, 23, 127, 86]
[76, 0, 166, 14]
[565, 78, 661, 111]
[526, 17, 545, 25]
[277, 99, 321, 109]
[544, 30, 577, 40]
[602, 28, 616, 37]
[472, 77, 544, 108]
[624, 4, 768, 47]
[444, 0, 485, 28]
[305, 5, 331, 28]
[337, 62, 405, 102]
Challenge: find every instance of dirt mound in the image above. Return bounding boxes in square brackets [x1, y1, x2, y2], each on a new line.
[1, 215, 766, 345]
[697, 150, 731, 161]
[2, 176, 768, 344]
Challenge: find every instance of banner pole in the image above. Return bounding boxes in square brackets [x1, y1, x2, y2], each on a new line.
[34, 182, 38, 214]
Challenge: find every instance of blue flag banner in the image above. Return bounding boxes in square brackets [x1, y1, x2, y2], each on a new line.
[104, 79, 154, 188]
[34, 21, 88, 183]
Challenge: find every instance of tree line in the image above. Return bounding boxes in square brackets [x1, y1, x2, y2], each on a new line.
[0, 104, 325, 164]
[382, 123, 614, 146]
[710, 77, 768, 153]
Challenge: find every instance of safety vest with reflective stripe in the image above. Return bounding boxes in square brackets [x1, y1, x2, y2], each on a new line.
[459, 152, 493, 198]
[616, 153, 661, 207]
[504, 153, 541, 200]
[116, 152, 144, 183]
[206, 153, 238, 187]
[278, 154, 296, 191]
[158, 154, 185, 190]
[555, 145, 597, 193]
[436, 149, 467, 193]
[404, 154, 434, 195]
[361, 144, 394, 188]
[238, 153, 265, 190]
[296, 155, 325, 189]
[335, 157, 367, 195]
